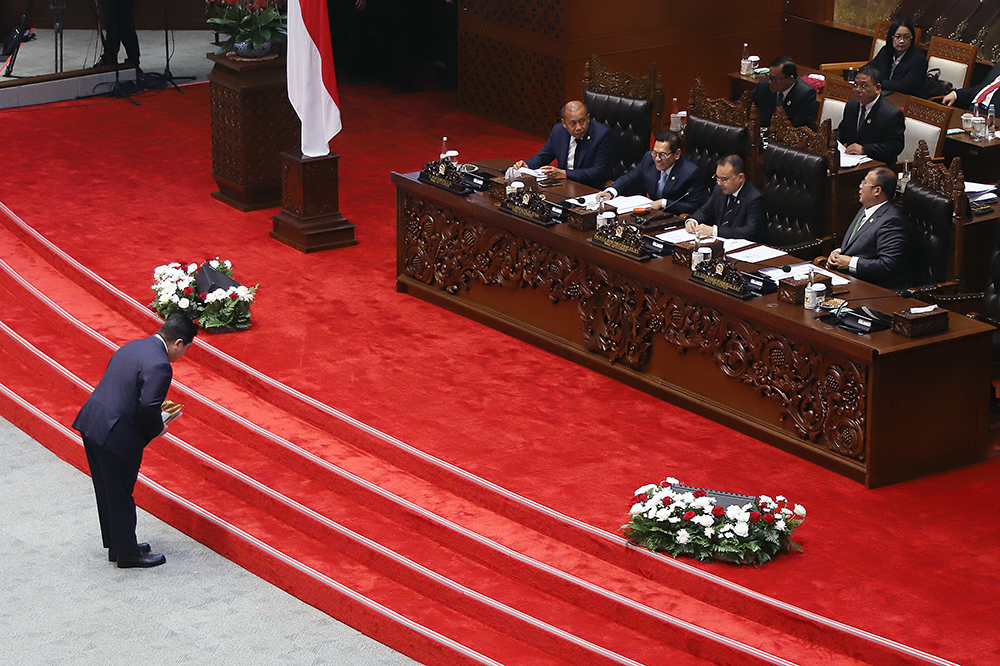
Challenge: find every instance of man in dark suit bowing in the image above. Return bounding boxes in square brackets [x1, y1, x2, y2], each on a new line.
[751, 56, 818, 131]
[73, 314, 198, 568]
[597, 129, 708, 214]
[684, 155, 765, 242]
[827, 166, 910, 290]
[943, 59, 1000, 113]
[513, 100, 613, 188]
[836, 65, 906, 166]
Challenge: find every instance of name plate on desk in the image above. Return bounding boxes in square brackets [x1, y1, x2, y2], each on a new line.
[500, 189, 555, 226]
[690, 258, 753, 299]
[418, 159, 471, 195]
[591, 222, 648, 260]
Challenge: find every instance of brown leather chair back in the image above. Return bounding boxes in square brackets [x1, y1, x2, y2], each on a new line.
[762, 144, 828, 249]
[903, 182, 953, 287]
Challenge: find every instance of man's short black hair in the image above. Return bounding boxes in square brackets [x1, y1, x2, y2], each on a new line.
[654, 129, 681, 152]
[770, 56, 797, 78]
[857, 64, 883, 86]
[871, 166, 897, 196]
[158, 313, 198, 345]
[718, 154, 746, 175]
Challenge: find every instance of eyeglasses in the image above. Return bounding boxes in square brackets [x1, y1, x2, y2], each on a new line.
[651, 151, 675, 160]
[853, 81, 872, 90]
[715, 174, 735, 183]
[892, 33, 913, 42]
[860, 182, 880, 189]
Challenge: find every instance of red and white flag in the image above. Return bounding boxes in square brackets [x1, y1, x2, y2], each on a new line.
[286, 0, 342, 157]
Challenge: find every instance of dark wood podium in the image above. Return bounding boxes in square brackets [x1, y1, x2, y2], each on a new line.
[207, 53, 300, 211]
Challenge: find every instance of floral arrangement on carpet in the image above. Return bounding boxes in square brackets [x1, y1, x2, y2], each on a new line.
[206, 0, 287, 56]
[150, 258, 257, 332]
[622, 478, 806, 565]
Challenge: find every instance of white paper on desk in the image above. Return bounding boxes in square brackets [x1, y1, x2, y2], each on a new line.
[727, 245, 787, 263]
[561, 193, 604, 210]
[516, 167, 547, 179]
[972, 191, 998, 203]
[965, 181, 997, 194]
[760, 262, 851, 286]
[655, 228, 699, 243]
[608, 195, 655, 212]
[837, 143, 872, 168]
[723, 238, 755, 252]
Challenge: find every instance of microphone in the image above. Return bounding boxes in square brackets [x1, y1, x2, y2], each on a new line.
[662, 189, 694, 214]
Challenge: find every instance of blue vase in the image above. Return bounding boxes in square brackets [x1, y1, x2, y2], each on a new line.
[233, 40, 272, 58]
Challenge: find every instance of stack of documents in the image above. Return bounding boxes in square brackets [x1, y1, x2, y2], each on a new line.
[837, 142, 872, 168]
[966, 181, 998, 205]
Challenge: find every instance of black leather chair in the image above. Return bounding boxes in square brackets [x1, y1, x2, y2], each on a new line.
[581, 55, 664, 183]
[684, 115, 750, 191]
[761, 144, 827, 256]
[904, 181, 954, 289]
[584, 90, 653, 182]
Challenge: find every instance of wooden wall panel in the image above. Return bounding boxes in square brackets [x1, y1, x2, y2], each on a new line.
[458, 1, 785, 137]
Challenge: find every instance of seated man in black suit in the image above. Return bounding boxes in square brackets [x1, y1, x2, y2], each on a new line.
[826, 166, 909, 290]
[513, 100, 613, 188]
[836, 65, 906, 165]
[751, 56, 818, 131]
[597, 129, 709, 214]
[684, 154, 765, 242]
[942, 58, 1000, 113]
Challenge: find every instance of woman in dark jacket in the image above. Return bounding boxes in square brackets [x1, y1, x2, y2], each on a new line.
[866, 18, 927, 97]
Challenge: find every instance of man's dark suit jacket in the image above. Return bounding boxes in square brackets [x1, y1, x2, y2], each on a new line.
[608, 153, 708, 215]
[867, 45, 927, 97]
[691, 181, 766, 242]
[751, 77, 818, 131]
[836, 96, 906, 165]
[953, 61, 1000, 111]
[73, 336, 172, 462]
[839, 202, 910, 290]
[525, 120, 613, 188]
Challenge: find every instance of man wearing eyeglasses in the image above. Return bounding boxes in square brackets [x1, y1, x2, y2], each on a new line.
[684, 154, 764, 241]
[513, 100, 613, 188]
[836, 65, 905, 166]
[826, 166, 909, 290]
[596, 130, 708, 214]
[750, 56, 818, 131]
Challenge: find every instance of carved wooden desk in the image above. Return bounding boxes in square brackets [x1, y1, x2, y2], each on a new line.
[393, 171, 992, 488]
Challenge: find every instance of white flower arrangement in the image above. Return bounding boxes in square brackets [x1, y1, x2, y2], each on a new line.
[622, 478, 806, 565]
[149, 257, 257, 332]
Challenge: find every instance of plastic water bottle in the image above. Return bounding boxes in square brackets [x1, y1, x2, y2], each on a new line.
[988, 105, 996, 141]
[740, 43, 750, 75]
[440, 136, 448, 160]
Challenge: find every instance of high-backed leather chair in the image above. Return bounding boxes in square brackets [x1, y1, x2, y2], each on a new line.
[905, 182, 954, 287]
[684, 79, 758, 189]
[761, 109, 832, 256]
[582, 55, 664, 182]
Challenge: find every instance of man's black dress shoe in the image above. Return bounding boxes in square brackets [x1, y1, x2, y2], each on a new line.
[92, 57, 116, 68]
[117, 551, 166, 569]
[109, 542, 151, 562]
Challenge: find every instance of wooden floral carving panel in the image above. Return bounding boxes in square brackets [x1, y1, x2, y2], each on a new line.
[401, 192, 869, 460]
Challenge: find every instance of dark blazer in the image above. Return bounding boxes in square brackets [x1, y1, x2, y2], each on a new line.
[73, 336, 172, 462]
[751, 77, 818, 131]
[691, 181, 765, 242]
[836, 96, 906, 165]
[866, 45, 927, 98]
[608, 153, 709, 214]
[525, 120, 613, 188]
[839, 202, 910, 290]
[954, 61, 1000, 111]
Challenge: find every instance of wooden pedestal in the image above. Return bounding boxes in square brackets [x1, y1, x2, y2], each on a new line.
[270, 150, 357, 252]
[208, 52, 300, 211]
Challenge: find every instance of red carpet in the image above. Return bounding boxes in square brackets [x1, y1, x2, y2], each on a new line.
[2, 82, 1000, 665]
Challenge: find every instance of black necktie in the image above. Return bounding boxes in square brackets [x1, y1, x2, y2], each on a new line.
[724, 195, 734, 219]
[857, 105, 867, 134]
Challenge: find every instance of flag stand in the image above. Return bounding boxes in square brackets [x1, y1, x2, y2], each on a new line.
[270, 149, 357, 252]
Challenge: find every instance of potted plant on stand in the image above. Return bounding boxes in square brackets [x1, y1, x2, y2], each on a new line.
[207, 0, 288, 59]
